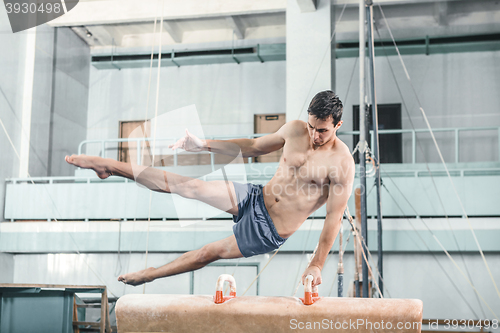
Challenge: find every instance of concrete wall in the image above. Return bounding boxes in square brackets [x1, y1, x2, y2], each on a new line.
[286, 0, 335, 122]
[0, 16, 90, 220]
[338, 51, 500, 163]
[28, 25, 55, 178]
[47, 27, 90, 176]
[0, 11, 27, 221]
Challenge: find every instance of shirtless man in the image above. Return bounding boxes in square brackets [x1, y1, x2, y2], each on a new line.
[65, 90, 354, 288]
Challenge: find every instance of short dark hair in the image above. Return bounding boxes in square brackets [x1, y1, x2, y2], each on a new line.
[307, 90, 343, 125]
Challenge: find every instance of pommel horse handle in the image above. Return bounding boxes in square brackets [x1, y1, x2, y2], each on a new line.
[214, 274, 237, 304]
[301, 274, 321, 305]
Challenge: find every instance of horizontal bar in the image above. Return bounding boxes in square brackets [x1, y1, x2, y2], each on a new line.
[76, 304, 103, 308]
[73, 321, 101, 327]
[0, 283, 106, 290]
[338, 126, 500, 136]
[6, 166, 500, 183]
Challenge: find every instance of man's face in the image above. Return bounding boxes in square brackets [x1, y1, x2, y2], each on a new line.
[307, 115, 342, 146]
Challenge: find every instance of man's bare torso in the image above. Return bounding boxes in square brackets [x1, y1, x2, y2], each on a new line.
[262, 120, 352, 238]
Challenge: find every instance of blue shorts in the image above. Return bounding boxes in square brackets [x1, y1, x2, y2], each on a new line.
[232, 182, 287, 257]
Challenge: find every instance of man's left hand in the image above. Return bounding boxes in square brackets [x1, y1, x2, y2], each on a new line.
[301, 265, 322, 287]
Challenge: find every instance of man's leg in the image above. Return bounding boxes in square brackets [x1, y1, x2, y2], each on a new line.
[118, 235, 243, 286]
[65, 154, 238, 215]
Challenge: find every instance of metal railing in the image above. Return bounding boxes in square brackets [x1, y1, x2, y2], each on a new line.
[77, 126, 500, 166]
[78, 134, 267, 170]
[340, 126, 500, 164]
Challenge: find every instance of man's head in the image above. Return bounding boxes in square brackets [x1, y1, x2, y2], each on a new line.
[307, 90, 343, 146]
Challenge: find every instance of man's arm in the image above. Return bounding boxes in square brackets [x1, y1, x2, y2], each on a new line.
[301, 157, 354, 287]
[205, 126, 286, 158]
[170, 120, 304, 158]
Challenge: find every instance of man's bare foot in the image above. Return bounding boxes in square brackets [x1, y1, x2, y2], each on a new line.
[118, 267, 156, 286]
[65, 154, 113, 179]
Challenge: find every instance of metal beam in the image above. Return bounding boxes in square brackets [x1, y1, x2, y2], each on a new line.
[366, 1, 383, 298]
[359, 0, 369, 300]
[85, 25, 115, 46]
[47, 0, 286, 27]
[296, 0, 317, 12]
[163, 21, 183, 43]
[225, 16, 245, 39]
[434, 2, 448, 26]
[332, 0, 466, 6]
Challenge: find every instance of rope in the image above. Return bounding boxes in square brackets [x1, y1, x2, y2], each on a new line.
[288, 54, 358, 298]
[296, 3, 347, 121]
[373, 25, 486, 316]
[381, 176, 498, 319]
[344, 206, 385, 298]
[240, 245, 282, 296]
[290, 213, 316, 295]
[328, 227, 352, 297]
[143, 0, 165, 294]
[292, 242, 319, 297]
[240, 4, 349, 296]
[380, 174, 492, 319]
[0, 117, 119, 298]
[377, 3, 500, 301]
[343, 57, 359, 108]
[380, 166, 499, 318]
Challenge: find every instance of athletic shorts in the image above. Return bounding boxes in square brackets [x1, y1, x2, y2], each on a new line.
[232, 182, 287, 257]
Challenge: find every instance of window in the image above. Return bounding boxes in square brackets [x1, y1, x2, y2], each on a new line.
[352, 104, 402, 163]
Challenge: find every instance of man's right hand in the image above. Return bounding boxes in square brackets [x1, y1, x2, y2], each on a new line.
[169, 129, 206, 152]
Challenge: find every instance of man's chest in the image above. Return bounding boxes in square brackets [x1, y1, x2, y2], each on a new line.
[280, 139, 334, 186]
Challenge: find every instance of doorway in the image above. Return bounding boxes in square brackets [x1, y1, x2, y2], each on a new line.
[352, 104, 402, 163]
[118, 120, 151, 164]
[254, 114, 286, 163]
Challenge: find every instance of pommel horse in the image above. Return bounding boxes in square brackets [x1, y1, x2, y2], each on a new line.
[116, 274, 423, 332]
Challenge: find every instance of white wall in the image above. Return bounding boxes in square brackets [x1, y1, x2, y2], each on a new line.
[286, 0, 335, 122]
[47, 27, 90, 176]
[85, 61, 286, 157]
[0, 11, 37, 220]
[337, 51, 500, 163]
[0, 22, 90, 220]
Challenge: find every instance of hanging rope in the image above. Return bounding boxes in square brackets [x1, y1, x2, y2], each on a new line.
[296, 3, 348, 120]
[143, 0, 165, 294]
[292, 242, 319, 297]
[240, 245, 282, 296]
[380, 171, 495, 319]
[344, 206, 385, 298]
[240, 4, 349, 296]
[373, 25, 486, 316]
[0, 116, 119, 298]
[290, 213, 317, 295]
[377, 3, 500, 301]
[328, 228, 352, 297]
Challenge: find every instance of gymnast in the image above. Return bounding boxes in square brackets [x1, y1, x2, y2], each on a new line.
[65, 90, 354, 288]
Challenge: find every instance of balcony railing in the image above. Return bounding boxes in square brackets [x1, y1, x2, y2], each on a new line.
[77, 126, 500, 168]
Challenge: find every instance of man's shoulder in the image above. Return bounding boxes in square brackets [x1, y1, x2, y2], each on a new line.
[334, 138, 354, 159]
[282, 120, 307, 138]
[328, 139, 355, 182]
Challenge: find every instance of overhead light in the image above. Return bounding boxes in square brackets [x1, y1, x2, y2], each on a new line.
[86, 29, 92, 38]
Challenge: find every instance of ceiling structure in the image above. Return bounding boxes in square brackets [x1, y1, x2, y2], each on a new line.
[47, 0, 500, 55]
